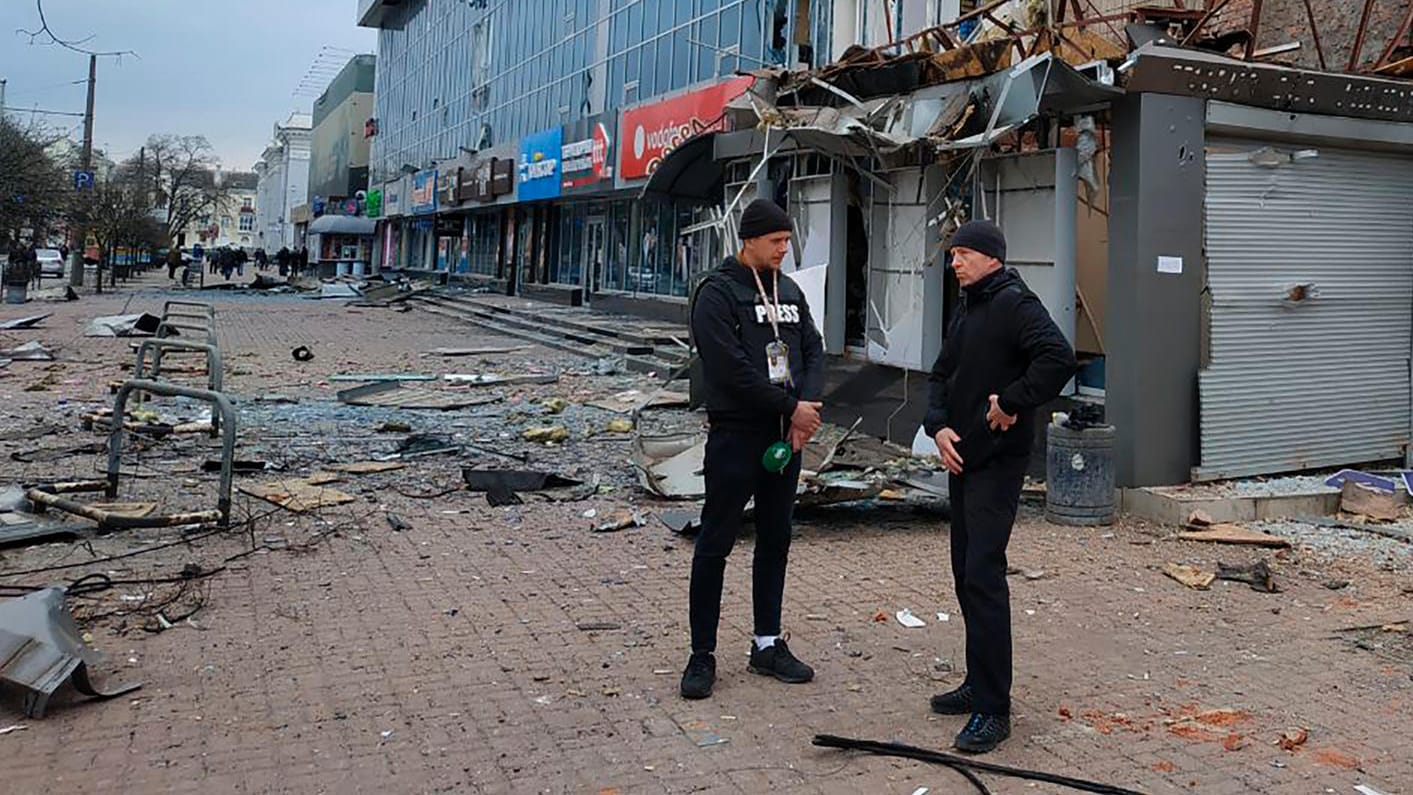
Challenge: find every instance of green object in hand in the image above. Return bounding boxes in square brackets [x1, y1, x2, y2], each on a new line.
[762, 441, 792, 473]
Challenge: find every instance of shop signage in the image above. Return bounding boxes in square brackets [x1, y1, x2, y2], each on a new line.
[457, 158, 515, 202]
[560, 115, 615, 193]
[619, 76, 753, 180]
[518, 127, 563, 202]
[366, 189, 383, 218]
[383, 183, 403, 217]
[410, 169, 438, 215]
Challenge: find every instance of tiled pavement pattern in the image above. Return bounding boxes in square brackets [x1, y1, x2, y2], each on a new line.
[1, 273, 1410, 794]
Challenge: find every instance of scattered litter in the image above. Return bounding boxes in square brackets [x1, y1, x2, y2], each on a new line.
[522, 425, 569, 444]
[593, 510, 646, 533]
[0, 314, 50, 330]
[203, 459, 270, 474]
[896, 609, 926, 628]
[237, 478, 358, 513]
[1216, 560, 1278, 593]
[1177, 523, 1291, 549]
[1278, 727, 1309, 751]
[1340, 482, 1404, 522]
[538, 397, 568, 414]
[936, 612, 950, 622]
[659, 510, 702, 537]
[911, 788, 929, 795]
[376, 421, 411, 433]
[462, 468, 580, 507]
[394, 433, 459, 457]
[444, 372, 559, 387]
[0, 724, 28, 735]
[676, 718, 728, 747]
[386, 513, 411, 532]
[1325, 579, 1350, 590]
[582, 509, 598, 519]
[337, 380, 502, 411]
[605, 419, 635, 434]
[380, 729, 394, 741]
[632, 432, 705, 500]
[0, 341, 54, 361]
[290, 346, 315, 362]
[254, 394, 299, 404]
[313, 283, 360, 300]
[1164, 562, 1216, 590]
[1355, 785, 1391, 795]
[84, 313, 161, 337]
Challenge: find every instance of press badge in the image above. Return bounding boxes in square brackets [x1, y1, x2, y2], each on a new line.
[765, 340, 791, 385]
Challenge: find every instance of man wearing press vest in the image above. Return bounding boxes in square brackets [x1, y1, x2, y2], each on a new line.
[924, 219, 1076, 752]
[681, 198, 825, 700]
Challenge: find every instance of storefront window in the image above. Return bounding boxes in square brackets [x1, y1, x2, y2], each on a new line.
[605, 200, 630, 292]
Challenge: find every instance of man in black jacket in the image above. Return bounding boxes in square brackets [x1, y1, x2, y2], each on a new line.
[924, 219, 1076, 753]
[681, 198, 826, 700]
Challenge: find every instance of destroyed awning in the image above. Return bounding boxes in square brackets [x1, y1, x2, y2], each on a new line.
[308, 215, 378, 236]
[639, 133, 723, 201]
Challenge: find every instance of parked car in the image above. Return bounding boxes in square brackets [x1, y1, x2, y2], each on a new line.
[35, 248, 65, 278]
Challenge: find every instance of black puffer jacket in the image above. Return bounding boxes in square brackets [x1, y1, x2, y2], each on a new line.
[691, 257, 825, 431]
[923, 267, 1076, 465]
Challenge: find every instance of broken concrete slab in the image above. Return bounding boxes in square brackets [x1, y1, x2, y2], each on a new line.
[1164, 562, 1216, 590]
[585, 389, 691, 414]
[84, 313, 161, 337]
[1340, 482, 1406, 522]
[443, 372, 559, 387]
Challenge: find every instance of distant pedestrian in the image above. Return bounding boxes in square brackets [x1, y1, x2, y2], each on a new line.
[296, 246, 309, 277]
[276, 246, 290, 277]
[236, 248, 247, 277]
[166, 247, 182, 280]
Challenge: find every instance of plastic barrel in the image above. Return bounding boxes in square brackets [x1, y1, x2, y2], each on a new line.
[1045, 423, 1116, 526]
[3, 283, 27, 304]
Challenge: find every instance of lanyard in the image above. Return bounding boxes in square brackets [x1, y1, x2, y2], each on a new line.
[749, 266, 782, 342]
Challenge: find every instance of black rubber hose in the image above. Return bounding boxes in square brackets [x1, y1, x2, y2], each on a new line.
[812, 734, 1147, 795]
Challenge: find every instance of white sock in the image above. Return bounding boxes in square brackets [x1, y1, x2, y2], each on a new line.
[754, 635, 779, 650]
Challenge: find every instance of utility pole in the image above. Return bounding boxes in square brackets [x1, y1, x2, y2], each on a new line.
[71, 54, 96, 287]
[0, 79, 7, 116]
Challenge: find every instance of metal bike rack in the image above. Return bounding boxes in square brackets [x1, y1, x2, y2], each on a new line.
[26, 380, 237, 529]
[135, 338, 223, 393]
[162, 300, 215, 319]
[156, 319, 217, 346]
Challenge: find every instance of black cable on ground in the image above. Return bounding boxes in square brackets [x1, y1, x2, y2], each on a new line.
[812, 735, 1147, 795]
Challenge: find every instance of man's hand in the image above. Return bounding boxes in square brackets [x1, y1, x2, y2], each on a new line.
[935, 428, 963, 475]
[987, 394, 1017, 432]
[791, 400, 823, 437]
[788, 424, 813, 452]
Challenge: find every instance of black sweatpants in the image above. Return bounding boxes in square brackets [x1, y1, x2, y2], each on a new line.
[689, 426, 802, 655]
[948, 454, 1028, 715]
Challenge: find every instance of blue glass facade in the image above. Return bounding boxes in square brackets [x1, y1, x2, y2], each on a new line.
[369, 0, 784, 185]
[364, 0, 839, 297]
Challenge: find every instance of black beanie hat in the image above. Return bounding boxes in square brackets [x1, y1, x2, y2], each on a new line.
[739, 198, 792, 240]
[949, 219, 1006, 264]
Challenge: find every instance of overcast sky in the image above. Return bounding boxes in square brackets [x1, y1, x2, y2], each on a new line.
[0, 0, 375, 171]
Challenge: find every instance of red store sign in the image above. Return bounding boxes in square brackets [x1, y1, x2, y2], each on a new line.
[618, 76, 754, 180]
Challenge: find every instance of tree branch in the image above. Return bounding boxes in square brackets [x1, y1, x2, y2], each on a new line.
[16, 0, 138, 59]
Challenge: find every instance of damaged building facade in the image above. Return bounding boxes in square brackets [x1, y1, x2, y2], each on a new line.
[359, 0, 1413, 489]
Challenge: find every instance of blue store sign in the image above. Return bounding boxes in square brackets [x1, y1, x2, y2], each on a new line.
[518, 127, 562, 202]
[410, 169, 438, 215]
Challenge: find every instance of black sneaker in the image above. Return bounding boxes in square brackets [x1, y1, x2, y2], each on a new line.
[954, 712, 1010, 754]
[929, 683, 974, 715]
[680, 652, 716, 700]
[747, 638, 815, 684]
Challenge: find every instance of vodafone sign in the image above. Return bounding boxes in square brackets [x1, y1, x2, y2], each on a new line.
[619, 76, 754, 180]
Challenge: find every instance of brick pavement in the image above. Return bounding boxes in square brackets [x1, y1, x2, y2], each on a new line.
[1, 276, 1410, 794]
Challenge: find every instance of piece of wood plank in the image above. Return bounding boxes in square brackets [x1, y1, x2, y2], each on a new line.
[325, 461, 407, 475]
[1176, 523, 1291, 548]
[1165, 562, 1216, 590]
[238, 479, 357, 513]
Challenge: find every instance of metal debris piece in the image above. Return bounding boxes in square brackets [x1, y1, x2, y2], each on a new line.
[659, 510, 702, 537]
[0, 341, 54, 361]
[237, 478, 357, 513]
[395, 433, 459, 457]
[1216, 560, 1278, 593]
[386, 513, 411, 532]
[429, 346, 525, 357]
[593, 510, 646, 533]
[586, 389, 691, 414]
[330, 373, 436, 382]
[461, 469, 580, 492]
[290, 346, 314, 362]
[632, 432, 706, 500]
[337, 380, 503, 411]
[326, 461, 407, 475]
[0, 314, 50, 330]
[84, 313, 161, 337]
[0, 588, 142, 718]
[443, 372, 559, 387]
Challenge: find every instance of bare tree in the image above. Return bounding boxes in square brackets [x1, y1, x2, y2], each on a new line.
[143, 134, 230, 243]
[0, 117, 70, 254]
[72, 155, 165, 289]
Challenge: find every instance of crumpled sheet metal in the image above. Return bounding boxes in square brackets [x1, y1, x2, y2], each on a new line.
[0, 588, 142, 718]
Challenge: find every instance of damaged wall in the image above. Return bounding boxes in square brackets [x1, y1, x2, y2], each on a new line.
[866, 168, 936, 371]
[1214, 0, 1408, 71]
